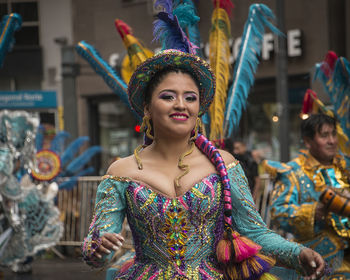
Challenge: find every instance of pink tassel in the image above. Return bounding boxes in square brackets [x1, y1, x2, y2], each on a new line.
[231, 231, 261, 262]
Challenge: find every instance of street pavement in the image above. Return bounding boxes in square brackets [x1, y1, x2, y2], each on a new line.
[1, 249, 106, 280]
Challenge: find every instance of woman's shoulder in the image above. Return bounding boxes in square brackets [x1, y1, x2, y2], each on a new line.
[217, 149, 238, 169]
[106, 155, 137, 177]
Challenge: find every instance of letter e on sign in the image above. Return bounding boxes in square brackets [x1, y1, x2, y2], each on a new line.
[288, 29, 302, 57]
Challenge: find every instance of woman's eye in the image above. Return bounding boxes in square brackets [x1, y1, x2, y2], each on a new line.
[159, 94, 175, 100]
[185, 95, 197, 102]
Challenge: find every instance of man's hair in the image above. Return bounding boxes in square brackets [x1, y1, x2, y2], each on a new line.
[301, 113, 337, 139]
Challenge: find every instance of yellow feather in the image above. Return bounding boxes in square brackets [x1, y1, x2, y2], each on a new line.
[121, 34, 154, 83]
[208, 7, 231, 141]
[259, 273, 279, 280]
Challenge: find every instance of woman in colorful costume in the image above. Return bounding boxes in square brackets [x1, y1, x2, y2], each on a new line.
[81, 47, 327, 279]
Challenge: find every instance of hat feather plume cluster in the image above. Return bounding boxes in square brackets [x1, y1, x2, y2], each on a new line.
[153, 0, 197, 54]
[173, 0, 203, 57]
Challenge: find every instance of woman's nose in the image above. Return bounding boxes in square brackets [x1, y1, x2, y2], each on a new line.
[174, 96, 185, 109]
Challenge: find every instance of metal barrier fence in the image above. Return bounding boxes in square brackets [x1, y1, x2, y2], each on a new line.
[57, 176, 101, 246]
[57, 175, 273, 246]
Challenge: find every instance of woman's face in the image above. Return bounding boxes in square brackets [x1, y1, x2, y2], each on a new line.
[144, 71, 200, 139]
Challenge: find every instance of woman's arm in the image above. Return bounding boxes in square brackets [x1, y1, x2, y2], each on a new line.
[227, 163, 304, 269]
[82, 177, 127, 268]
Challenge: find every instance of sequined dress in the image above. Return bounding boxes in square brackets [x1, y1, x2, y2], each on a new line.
[83, 162, 303, 279]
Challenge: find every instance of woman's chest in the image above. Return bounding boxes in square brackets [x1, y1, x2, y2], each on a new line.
[125, 166, 218, 199]
[124, 174, 223, 220]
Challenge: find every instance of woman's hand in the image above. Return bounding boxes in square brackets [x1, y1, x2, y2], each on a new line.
[94, 233, 124, 259]
[299, 247, 325, 280]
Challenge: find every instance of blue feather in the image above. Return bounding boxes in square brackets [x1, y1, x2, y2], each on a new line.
[155, 0, 173, 13]
[35, 125, 45, 151]
[75, 41, 139, 120]
[50, 131, 70, 154]
[201, 111, 210, 125]
[223, 4, 282, 137]
[173, 0, 203, 57]
[0, 13, 22, 67]
[64, 146, 102, 175]
[60, 136, 90, 166]
[315, 57, 350, 139]
[57, 177, 78, 190]
[153, 7, 197, 54]
[58, 167, 95, 190]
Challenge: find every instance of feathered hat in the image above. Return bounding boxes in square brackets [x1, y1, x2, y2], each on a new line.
[127, 0, 216, 118]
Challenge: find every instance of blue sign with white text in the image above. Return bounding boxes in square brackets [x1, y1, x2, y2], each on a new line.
[0, 91, 57, 109]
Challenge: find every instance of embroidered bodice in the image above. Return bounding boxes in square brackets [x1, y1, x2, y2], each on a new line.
[83, 162, 303, 279]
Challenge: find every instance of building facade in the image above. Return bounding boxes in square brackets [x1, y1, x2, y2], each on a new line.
[1, 0, 349, 173]
[0, 0, 73, 131]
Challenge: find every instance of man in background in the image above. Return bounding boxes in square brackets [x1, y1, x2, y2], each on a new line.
[265, 113, 350, 278]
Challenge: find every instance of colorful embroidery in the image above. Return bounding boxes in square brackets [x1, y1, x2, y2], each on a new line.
[83, 164, 303, 278]
[161, 201, 189, 266]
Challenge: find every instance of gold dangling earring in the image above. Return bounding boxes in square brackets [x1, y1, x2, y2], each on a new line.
[134, 115, 153, 170]
[140, 115, 154, 140]
[190, 117, 202, 142]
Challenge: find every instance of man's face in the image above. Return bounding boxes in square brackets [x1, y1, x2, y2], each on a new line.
[304, 123, 338, 165]
[233, 142, 246, 155]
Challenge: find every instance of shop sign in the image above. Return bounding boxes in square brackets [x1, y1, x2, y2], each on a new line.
[0, 90, 57, 109]
[109, 29, 303, 67]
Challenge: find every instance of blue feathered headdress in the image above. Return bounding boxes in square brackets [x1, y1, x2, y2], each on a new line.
[223, 4, 282, 138]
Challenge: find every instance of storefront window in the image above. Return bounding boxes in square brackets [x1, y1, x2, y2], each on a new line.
[235, 76, 309, 162]
[97, 99, 141, 174]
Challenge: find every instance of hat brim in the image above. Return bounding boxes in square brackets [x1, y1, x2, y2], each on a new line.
[127, 50, 216, 118]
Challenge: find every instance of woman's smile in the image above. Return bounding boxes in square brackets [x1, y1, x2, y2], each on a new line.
[169, 113, 189, 121]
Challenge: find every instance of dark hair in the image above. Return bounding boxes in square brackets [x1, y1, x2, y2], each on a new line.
[301, 113, 337, 139]
[144, 66, 201, 105]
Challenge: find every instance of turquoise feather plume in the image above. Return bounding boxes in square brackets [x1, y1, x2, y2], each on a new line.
[50, 131, 70, 154]
[58, 166, 94, 190]
[35, 125, 45, 151]
[64, 146, 101, 176]
[75, 41, 138, 119]
[315, 55, 350, 140]
[61, 136, 90, 166]
[173, 0, 203, 57]
[0, 13, 22, 67]
[153, 0, 197, 54]
[223, 4, 282, 137]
